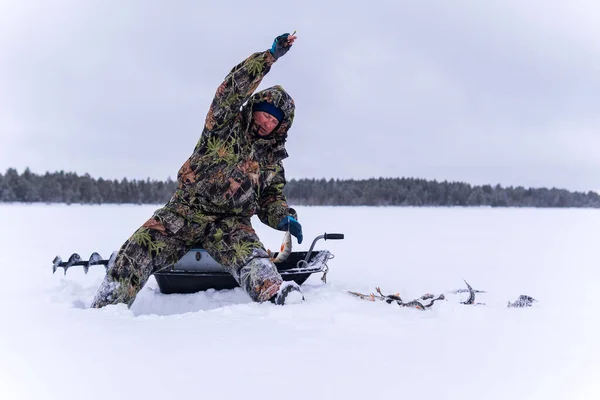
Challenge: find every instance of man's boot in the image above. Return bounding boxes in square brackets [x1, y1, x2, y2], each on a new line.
[270, 281, 304, 305]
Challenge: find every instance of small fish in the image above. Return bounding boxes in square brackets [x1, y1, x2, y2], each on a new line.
[401, 300, 426, 310]
[269, 231, 292, 263]
[461, 279, 486, 306]
[348, 291, 376, 301]
[423, 294, 445, 308]
[348, 287, 446, 311]
[451, 288, 487, 294]
[420, 293, 435, 301]
[376, 287, 403, 303]
[507, 295, 537, 308]
[461, 279, 476, 305]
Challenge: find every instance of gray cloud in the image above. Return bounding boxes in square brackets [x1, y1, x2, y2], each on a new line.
[1, 0, 599, 192]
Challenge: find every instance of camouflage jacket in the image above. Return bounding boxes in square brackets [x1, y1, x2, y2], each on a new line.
[167, 50, 297, 229]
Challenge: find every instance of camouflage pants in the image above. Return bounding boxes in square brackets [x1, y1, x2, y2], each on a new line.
[90, 207, 283, 308]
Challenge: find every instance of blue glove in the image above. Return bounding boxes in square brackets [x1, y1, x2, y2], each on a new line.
[270, 33, 292, 60]
[277, 216, 303, 244]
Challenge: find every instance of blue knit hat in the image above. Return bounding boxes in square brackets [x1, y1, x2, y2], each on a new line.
[252, 101, 284, 122]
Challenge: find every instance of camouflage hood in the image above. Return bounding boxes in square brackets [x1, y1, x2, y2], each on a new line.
[242, 85, 295, 159]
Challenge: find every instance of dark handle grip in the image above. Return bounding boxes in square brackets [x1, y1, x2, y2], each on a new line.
[324, 233, 344, 240]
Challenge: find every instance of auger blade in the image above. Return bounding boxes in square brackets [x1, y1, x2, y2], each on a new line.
[52, 256, 62, 274]
[64, 253, 81, 275]
[51, 251, 114, 274]
[106, 251, 118, 272]
[85, 252, 103, 274]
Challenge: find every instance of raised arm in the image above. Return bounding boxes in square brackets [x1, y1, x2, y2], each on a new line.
[204, 33, 297, 133]
[204, 51, 274, 131]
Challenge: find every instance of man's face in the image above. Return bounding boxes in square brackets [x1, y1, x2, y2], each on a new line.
[252, 111, 279, 136]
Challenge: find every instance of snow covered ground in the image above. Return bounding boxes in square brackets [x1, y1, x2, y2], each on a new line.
[1, 204, 599, 400]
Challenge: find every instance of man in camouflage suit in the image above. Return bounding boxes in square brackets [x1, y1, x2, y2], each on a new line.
[91, 32, 304, 308]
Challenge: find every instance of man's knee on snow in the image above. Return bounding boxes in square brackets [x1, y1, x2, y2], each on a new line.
[239, 256, 283, 302]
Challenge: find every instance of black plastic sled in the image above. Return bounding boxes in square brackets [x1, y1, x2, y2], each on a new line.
[52, 233, 344, 294]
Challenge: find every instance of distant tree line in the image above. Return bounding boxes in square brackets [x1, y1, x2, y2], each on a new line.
[286, 177, 600, 208]
[0, 168, 176, 205]
[1, 167, 599, 208]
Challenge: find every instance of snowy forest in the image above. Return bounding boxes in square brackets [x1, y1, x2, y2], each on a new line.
[1, 167, 599, 208]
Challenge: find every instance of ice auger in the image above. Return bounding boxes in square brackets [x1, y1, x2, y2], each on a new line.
[52, 251, 118, 275]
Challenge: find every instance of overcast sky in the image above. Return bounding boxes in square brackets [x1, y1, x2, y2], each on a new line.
[1, 0, 599, 191]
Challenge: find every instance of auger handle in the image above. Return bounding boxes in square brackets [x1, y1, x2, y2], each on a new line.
[301, 232, 345, 266]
